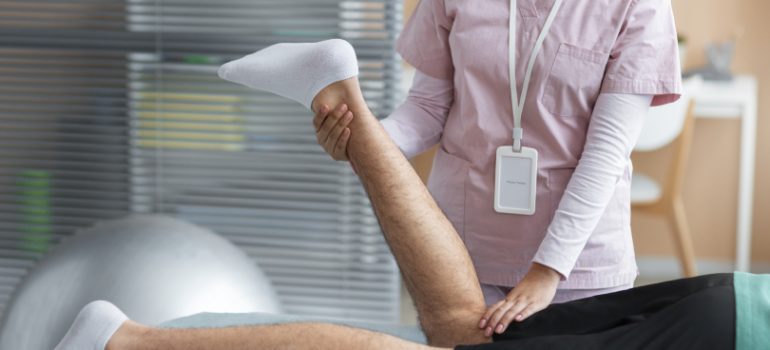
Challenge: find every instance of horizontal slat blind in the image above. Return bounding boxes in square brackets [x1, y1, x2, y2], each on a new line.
[0, 0, 403, 323]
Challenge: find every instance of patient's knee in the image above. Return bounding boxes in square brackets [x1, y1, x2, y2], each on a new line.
[419, 307, 490, 348]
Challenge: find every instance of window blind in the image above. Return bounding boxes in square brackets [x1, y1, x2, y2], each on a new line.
[0, 0, 404, 323]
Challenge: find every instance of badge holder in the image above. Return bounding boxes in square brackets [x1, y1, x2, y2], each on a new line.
[494, 146, 538, 215]
[493, 0, 562, 215]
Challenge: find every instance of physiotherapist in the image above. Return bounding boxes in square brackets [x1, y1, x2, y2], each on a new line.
[315, 0, 682, 336]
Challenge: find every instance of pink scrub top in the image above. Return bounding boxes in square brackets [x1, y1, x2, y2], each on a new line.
[397, 0, 681, 289]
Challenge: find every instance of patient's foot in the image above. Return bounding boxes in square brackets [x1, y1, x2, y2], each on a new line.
[54, 301, 128, 350]
[218, 39, 359, 109]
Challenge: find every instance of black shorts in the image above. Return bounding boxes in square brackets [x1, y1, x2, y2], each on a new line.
[457, 274, 736, 350]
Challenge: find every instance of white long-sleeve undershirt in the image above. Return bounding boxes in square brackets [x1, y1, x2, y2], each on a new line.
[532, 93, 652, 278]
[380, 71, 454, 159]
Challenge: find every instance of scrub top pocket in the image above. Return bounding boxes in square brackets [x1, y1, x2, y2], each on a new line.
[542, 43, 610, 119]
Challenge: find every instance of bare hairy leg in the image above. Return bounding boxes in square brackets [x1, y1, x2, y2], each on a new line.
[311, 78, 489, 347]
[107, 321, 445, 350]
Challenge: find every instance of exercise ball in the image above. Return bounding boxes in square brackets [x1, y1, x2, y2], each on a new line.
[0, 215, 282, 350]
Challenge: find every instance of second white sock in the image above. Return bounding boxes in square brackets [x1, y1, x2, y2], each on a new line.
[218, 39, 359, 110]
[54, 300, 128, 350]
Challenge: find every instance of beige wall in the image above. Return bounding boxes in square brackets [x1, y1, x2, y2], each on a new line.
[403, 0, 770, 266]
[634, 0, 769, 263]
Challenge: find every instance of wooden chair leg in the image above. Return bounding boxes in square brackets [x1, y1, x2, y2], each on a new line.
[669, 198, 697, 277]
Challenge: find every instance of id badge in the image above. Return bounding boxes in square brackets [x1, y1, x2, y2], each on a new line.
[494, 146, 538, 215]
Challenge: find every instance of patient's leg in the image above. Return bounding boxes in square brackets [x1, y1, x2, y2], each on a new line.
[221, 43, 488, 345]
[223, 41, 488, 345]
[310, 78, 489, 347]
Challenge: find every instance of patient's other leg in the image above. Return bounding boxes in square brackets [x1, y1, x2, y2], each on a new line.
[56, 301, 444, 350]
[105, 321, 442, 350]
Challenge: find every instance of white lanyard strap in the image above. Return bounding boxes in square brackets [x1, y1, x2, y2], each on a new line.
[509, 0, 564, 152]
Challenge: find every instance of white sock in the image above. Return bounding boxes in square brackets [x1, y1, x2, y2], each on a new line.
[218, 39, 359, 109]
[54, 300, 128, 350]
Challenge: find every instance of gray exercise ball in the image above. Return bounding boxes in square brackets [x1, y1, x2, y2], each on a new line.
[0, 215, 282, 350]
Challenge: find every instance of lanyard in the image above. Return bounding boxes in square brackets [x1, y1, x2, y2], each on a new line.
[509, 0, 564, 152]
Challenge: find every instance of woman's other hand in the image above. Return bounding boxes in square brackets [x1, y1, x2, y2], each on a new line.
[313, 103, 353, 161]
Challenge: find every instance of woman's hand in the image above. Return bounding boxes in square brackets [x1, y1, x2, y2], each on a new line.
[313, 103, 353, 161]
[478, 263, 561, 337]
